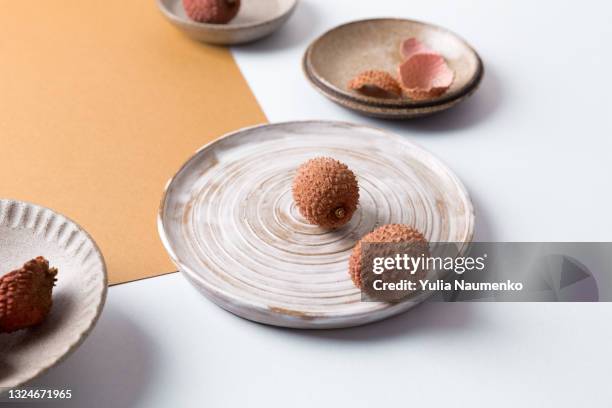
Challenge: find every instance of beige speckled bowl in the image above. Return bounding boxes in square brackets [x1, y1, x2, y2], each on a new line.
[303, 18, 483, 116]
[0, 200, 107, 390]
[303, 56, 482, 119]
[157, 0, 298, 45]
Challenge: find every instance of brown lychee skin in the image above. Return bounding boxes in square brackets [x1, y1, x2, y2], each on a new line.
[183, 0, 241, 24]
[292, 157, 359, 228]
[0, 257, 57, 334]
[348, 70, 403, 99]
[348, 224, 428, 288]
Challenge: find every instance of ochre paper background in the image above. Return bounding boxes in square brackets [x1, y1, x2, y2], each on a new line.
[0, 1, 267, 284]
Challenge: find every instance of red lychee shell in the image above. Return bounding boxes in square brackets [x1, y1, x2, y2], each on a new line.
[398, 53, 455, 100]
[183, 0, 241, 24]
[347, 70, 403, 99]
[400, 37, 433, 61]
[0, 257, 58, 334]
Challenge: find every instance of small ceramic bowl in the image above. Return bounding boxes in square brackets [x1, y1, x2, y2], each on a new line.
[0, 199, 107, 389]
[156, 0, 298, 45]
[303, 18, 483, 115]
[303, 56, 482, 119]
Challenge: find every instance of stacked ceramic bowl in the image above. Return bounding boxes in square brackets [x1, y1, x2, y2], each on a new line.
[303, 18, 484, 119]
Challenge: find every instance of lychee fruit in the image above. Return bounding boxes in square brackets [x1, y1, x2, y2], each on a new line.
[292, 157, 359, 228]
[183, 0, 241, 24]
[347, 70, 403, 99]
[348, 224, 429, 291]
[0, 257, 58, 334]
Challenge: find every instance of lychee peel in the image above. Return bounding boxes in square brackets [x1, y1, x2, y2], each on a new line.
[348, 70, 403, 99]
[398, 52, 455, 100]
[399, 37, 433, 61]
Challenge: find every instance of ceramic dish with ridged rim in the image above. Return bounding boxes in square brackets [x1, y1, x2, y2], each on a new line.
[303, 56, 482, 119]
[304, 18, 483, 108]
[0, 200, 107, 390]
[156, 0, 298, 45]
[158, 121, 475, 329]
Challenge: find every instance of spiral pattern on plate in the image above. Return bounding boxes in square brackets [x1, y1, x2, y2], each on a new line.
[159, 121, 474, 328]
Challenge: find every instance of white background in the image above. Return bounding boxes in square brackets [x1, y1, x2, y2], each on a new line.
[28, 0, 612, 406]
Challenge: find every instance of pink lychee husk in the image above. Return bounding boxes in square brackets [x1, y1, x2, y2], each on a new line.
[183, 0, 241, 24]
[400, 37, 433, 61]
[398, 53, 455, 100]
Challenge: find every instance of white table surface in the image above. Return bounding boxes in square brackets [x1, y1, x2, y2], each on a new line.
[27, 0, 612, 406]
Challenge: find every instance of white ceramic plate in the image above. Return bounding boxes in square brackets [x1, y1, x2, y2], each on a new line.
[156, 0, 298, 45]
[158, 121, 474, 329]
[0, 200, 107, 389]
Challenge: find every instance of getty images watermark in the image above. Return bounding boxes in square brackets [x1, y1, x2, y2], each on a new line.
[359, 243, 607, 302]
